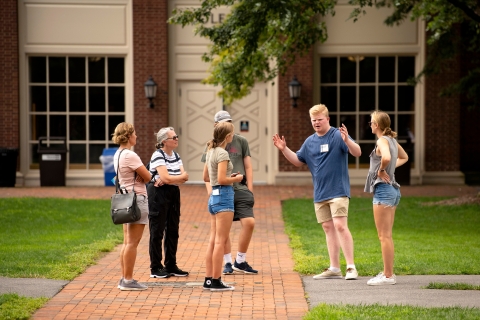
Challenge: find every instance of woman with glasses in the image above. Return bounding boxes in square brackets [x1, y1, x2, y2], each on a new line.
[147, 127, 189, 279]
[364, 111, 409, 286]
[202, 121, 244, 291]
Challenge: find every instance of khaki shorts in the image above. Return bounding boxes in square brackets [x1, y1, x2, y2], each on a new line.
[314, 197, 349, 223]
[129, 194, 149, 225]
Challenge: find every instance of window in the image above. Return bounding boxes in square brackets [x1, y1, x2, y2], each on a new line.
[320, 55, 415, 169]
[29, 56, 125, 170]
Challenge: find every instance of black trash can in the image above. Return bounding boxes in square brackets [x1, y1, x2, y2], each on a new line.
[395, 137, 413, 186]
[0, 148, 18, 187]
[37, 137, 68, 186]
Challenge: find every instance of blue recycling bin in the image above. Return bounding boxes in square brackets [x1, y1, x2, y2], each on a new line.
[100, 148, 117, 186]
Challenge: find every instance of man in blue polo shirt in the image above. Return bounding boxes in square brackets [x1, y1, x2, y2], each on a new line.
[272, 104, 361, 280]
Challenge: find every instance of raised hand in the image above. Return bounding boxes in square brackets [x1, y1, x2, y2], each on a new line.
[272, 133, 286, 151]
[339, 123, 349, 142]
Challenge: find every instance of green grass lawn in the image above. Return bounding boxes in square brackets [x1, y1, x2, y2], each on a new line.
[0, 294, 48, 320]
[0, 198, 123, 280]
[304, 303, 480, 320]
[282, 197, 480, 276]
[0, 197, 124, 320]
[425, 282, 480, 290]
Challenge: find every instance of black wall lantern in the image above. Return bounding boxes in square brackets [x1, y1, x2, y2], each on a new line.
[288, 76, 302, 107]
[144, 76, 157, 108]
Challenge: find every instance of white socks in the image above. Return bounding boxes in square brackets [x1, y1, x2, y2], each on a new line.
[329, 265, 356, 272]
[224, 252, 247, 264]
[236, 252, 246, 264]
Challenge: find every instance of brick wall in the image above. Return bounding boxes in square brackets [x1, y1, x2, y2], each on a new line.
[132, 1, 169, 163]
[0, 0, 19, 150]
[277, 49, 314, 172]
[424, 49, 461, 172]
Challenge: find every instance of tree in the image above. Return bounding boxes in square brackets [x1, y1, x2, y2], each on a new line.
[168, 0, 335, 104]
[169, 0, 480, 106]
[349, 0, 480, 107]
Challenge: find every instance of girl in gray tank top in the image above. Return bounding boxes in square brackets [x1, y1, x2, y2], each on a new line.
[364, 135, 400, 193]
[364, 111, 409, 286]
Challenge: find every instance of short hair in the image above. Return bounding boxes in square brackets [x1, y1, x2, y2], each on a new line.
[309, 104, 329, 118]
[111, 122, 135, 145]
[155, 127, 174, 149]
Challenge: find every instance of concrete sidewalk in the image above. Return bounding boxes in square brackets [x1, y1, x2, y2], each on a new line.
[303, 275, 480, 308]
[1, 184, 479, 319]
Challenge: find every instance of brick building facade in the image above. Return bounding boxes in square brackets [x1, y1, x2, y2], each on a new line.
[1, 1, 477, 186]
[132, 1, 169, 163]
[0, 0, 19, 151]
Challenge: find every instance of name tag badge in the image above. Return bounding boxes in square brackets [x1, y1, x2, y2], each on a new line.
[212, 189, 220, 195]
[320, 144, 329, 153]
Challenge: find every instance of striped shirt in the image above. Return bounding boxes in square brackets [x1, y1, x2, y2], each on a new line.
[149, 149, 183, 183]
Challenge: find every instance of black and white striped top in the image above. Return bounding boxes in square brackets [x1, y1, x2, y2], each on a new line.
[149, 149, 183, 183]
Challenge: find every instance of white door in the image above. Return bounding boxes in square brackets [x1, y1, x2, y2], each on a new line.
[177, 81, 268, 183]
[229, 84, 268, 183]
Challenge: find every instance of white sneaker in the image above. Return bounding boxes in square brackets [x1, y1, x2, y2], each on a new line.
[367, 273, 396, 286]
[345, 268, 358, 280]
[313, 268, 342, 280]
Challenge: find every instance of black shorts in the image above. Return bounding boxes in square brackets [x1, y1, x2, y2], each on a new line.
[233, 189, 255, 221]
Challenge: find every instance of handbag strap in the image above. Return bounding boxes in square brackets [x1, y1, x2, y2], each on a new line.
[115, 148, 137, 194]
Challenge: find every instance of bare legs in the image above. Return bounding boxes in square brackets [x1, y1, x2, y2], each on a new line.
[120, 223, 146, 280]
[224, 217, 255, 256]
[321, 217, 355, 268]
[206, 211, 234, 278]
[373, 204, 396, 277]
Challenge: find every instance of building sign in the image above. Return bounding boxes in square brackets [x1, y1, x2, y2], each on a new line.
[210, 13, 225, 24]
[240, 121, 249, 132]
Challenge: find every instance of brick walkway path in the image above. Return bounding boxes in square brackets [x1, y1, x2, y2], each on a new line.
[2, 184, 478, 319]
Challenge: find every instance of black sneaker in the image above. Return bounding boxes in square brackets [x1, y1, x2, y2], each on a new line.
[166, 266, 189, 277]
[223, 262, 234, 275]
[210, 277, 235, 291]
[150, 268, 171, 278]
[203, 277, 212, 290]
[233, 261, 258, 274]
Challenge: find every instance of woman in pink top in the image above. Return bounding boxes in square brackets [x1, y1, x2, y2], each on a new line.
[112, 122, 152, 291]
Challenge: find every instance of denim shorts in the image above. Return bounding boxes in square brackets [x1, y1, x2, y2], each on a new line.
[208, 185, 235, 214]
[373, 183, 401, 207]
